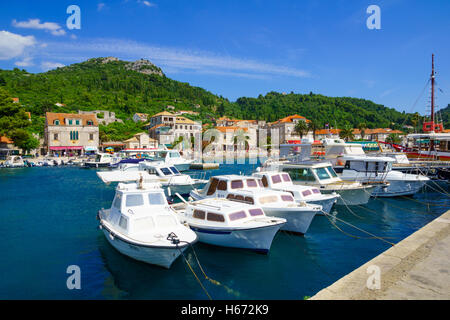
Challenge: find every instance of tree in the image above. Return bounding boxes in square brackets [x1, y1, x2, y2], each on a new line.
[357, 122, 367, 140]
[339, 126, 355, 142]
[233, 129, 250, 151]
[9, 129, 39, 154]
[294, 121, 309, 139]
[386, 133, 402, 144]
[307, 120, 319, 140]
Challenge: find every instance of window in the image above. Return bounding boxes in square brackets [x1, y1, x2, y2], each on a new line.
[126, 194, 144, 207]
[207, 212, 225, 222]
[259, 195, 278, 204]
[312, 188, 320, 194]
[231, 180, 244, 189]
[169, 167, 180, 174]
[271, 175, 282, 184]
[87, 121, 93, 126]
[226, 194, 235, 200]
[229, 211, 247, 221]
[89, 134, 94, 140]
[261, 176, 269, 187]
[113, 194, 122, 209]
[258, 179, 264, 188]
[119, 216, 128, 230]
[70, 131, 79, 140]
[148, 193, 165, 205]
[327, 167, 338, 178]
[314, 168, 331, 180]
[246, 179, 257, 188]
[283, 168, 315, 181]
[69, 120, 73, 125]
[234, 195, 245, 202]
[53, 133, 58, 140]
[302, 190, 312, 197]
[281, 195, 294, 202]
[160, 168, 172, 176]
[53, 120, 60, 125]
[244, 196, 254, 204]
[282, 174, 291, 182]
[193, 210, 206, 220]
[75, 120, 80, 125]
[206, 178, 219, 195]
[217, 180, 227, 191]
[249, 208, 264, 216]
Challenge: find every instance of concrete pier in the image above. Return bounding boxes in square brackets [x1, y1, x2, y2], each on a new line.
[310, 210, 450, 300]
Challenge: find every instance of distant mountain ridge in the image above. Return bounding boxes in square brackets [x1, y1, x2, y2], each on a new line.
[0, 57, 428, 129]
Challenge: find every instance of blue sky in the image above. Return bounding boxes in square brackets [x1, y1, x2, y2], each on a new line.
[0, 0, 449, 116]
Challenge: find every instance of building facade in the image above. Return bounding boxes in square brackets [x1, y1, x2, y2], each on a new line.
[78, 110, 123, 125]
[269, 114, 313, 143]
[45, 112, 99, 155]
[124, 132, 158, 149]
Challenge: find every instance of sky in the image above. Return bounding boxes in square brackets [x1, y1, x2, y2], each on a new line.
[0, 0, 449, 116]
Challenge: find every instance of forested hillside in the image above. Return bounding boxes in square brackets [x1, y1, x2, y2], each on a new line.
[0, 57, 426, 138]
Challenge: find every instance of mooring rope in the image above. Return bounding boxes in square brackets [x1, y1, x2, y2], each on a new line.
[321, 210, 396, 246]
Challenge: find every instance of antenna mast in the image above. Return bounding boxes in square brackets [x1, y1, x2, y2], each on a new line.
[431, 54, 435, 131]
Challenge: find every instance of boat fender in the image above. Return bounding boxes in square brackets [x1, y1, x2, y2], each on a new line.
[299, 201, 307, 207]
[98, 224, 103, 230]
[109, 232, 115, 241]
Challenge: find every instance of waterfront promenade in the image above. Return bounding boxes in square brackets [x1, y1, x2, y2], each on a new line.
[311, 209, 450, 300]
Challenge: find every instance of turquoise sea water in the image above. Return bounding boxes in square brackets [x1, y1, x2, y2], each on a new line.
[0, 162, 449, 300]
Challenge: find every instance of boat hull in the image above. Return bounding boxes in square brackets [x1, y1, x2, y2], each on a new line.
[174, 163, 191, 172]
[190, 224, 282, 253]
[322, 187, 372, 206]
[371, 179, 427, 197]
[262, 207, 318, 235]
[84, 162, 111, 168]
[306, 197, 337, 215]
[101, 228, 185, 269]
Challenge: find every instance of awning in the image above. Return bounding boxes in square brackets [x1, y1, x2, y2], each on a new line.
[50, 146, 83, 150]
[84, 146, 98, 151]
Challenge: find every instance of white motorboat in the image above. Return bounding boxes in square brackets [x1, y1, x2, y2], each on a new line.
[84, 153, 115, 168]
[339, 155, 429, 197]
[150, 149, 193, 172]
[190, 175, 322, 234]
[97, 180, 197, 268]
[252, 171, 340, 214]
[264, 160, 373, 206]
[97, 161, 208, 195]
[4, 155, 25, 168]
[172, 198, 286, 253]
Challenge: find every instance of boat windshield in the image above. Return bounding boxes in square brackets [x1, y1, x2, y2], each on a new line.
[229, 211, 247, 221]
[169, 166, 180, 174]
[327, 167, 339, 178]
[314, 167, 331, 180]
[126, 194, 144, 207]
[283, 168, 316, 182]
[148, 192, 166, 205]
[160, 167, 173, 176]
[246, 179, 258, 188]
[169, 152, 180, 158]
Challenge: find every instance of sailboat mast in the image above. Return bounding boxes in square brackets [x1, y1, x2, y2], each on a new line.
[431, 54, 435, 129]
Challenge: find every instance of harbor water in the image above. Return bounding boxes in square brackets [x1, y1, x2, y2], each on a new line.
[0, 161, 449, 299]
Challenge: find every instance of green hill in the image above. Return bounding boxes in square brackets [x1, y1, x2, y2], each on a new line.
[0, 57, 426, 139]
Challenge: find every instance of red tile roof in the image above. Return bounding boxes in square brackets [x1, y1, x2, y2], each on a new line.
[46, 112, 98, 126]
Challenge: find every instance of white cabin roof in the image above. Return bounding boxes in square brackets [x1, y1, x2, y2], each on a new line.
[191, 198, 258, 213]
[341, 155, 395, 162]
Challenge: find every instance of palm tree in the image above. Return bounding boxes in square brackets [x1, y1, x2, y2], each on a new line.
[386, 133, 402, 144]
[233, 129, 250, 151]
[294, 121, 309, 139]
[339, 126, 355, 142]
[307, 120, 319, 140]
[357, 122, 367, 140]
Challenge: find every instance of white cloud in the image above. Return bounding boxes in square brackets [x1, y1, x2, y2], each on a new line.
[12, 19, 66, 36]
[41, 61, 65, 71]
[138, 1, 156, 7]
[43, 38, 310, 78]
[15, 56, 34, 67]
[0, 31, 36, 60]
[98, 3, 106, 11]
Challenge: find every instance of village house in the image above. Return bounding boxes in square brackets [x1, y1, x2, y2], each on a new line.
[124, 132, 158, 149]
[44, 112, 99, 156]
[269, 114, 313, 143]
[133, 113, 149, 123]
[209, 126, 257, 152]
[78, 110, 123, 125]
[147, 111, 202, 147]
